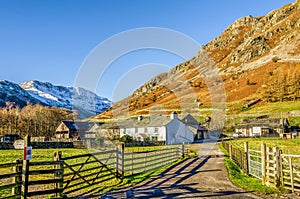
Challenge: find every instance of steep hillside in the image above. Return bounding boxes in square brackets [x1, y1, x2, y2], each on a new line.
[97, 1, 300, 119]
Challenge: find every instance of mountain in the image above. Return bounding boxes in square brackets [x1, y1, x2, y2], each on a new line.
[97, 0, 300, 119]
[19, 80, 112, 118]
[0, 80, 112, 118]
[0, 80, 41, 107]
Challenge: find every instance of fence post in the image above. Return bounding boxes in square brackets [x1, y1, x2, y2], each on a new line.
[117, 143, 124, 179]
[288, 156, 294, 192]
[116, 144, 119, 178]
[274, 147, 281, 188]
[12, 159, 22, 196]
[54, 151, 63, 198]
[229, 144, 232, 160]
[244, 142, 249, 174]
[261, 143, 266, 185]
[21, 135, 30, 199]
[131, 152, 134, 176]
[182, 143, 185, 159]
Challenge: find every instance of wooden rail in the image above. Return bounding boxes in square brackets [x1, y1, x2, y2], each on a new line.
[0, 160, 22, 199]
[281, 154, 300, 192]
[0, 136, 189, 198]
[123, 147, 181, 176]
[61, 149, 118, 197]
[222, 140, 300, 193]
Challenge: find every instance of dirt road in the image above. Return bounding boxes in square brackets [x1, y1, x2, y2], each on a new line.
[102, 142, 261, 199]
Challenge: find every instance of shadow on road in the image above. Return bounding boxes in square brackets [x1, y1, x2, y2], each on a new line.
[98, 144, 259, 199]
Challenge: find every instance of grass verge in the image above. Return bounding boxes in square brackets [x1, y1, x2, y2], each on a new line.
[219, 143, 279, 195]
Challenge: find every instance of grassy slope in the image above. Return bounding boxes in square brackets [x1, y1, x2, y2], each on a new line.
[243, 101, 300, 115]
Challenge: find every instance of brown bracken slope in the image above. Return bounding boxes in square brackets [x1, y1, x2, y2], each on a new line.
[97, 0, 300, 119]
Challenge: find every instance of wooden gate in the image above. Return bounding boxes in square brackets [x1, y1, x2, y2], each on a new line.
[264, 147, 281, 188]
[281, 154, 300, 192]
[248, 149, 262, 179]
[61, 149, 119, 197]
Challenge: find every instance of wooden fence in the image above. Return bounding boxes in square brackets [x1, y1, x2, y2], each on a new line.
[222, 140, 300, 193]
[0, 160, 22, 199]
[123, 145, 188, 176]
[0, 136, 188, 198]
[280, 154, 300, 192]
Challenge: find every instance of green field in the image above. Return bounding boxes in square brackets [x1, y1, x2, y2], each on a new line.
[227, 138, 300, 154]
[0, 148, 90, 164]
[0, 146, 189, 198]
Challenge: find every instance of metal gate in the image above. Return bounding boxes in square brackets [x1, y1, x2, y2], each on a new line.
[248, 149, 262, 179]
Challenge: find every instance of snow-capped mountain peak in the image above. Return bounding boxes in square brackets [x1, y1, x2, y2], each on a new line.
[12, 80, 112, 118]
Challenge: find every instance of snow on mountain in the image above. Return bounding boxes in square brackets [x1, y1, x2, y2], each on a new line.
[19, 80, 112, 117]
[0, 80, 41, 107]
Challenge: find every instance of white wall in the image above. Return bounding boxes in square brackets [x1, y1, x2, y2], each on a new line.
[166, 119, 194, 145]
[252, 126, 261, 136]
[120, 126, 166, 141]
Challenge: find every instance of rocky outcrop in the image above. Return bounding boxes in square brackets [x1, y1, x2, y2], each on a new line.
[97, 1, 300, 118]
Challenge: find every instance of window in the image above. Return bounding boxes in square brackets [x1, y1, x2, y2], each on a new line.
[144, 128, 148, 133]
[151, 136, 158, 141]
[154, 127, 158, 133]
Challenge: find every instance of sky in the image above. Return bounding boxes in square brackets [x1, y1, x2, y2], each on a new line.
[0, 0, 295, 101]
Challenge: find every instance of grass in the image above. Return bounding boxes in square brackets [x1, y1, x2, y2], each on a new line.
[227, 138, 300, 154]
[219, 143, 279, 195]
[0, 148, 90, 164]
[121, 156, 189, 187]
[115, 147, 197, 191]
[243, 101, 300, 115]
[125, 145, 167, 152]
[0, 145, 195, 198]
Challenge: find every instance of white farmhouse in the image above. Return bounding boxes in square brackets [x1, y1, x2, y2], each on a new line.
[119, 112, 194, 145]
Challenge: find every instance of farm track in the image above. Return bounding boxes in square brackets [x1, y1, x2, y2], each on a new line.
[102, 143, 262, 199]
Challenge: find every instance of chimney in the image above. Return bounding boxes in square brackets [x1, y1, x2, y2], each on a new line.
[138, 115, 143, 121]
[170, 112, 178, 120]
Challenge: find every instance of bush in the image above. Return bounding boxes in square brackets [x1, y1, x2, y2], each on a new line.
[119, 135, 133, 143]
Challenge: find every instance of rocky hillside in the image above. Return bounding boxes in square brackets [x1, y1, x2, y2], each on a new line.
[20, 80, 112, 118]
[97, 0, 300, 119]
[0, 80, 41, 107]
[0, 80, 112, 118]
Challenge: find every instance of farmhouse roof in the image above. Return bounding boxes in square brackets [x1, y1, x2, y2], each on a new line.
[86, 122, 104, 132]
[181, 114, 208, 131]
[100, 115, 174, 129]
[236, 118, 286, 129]
[61, 121, 95, 131]
[182, 114, 199, 125]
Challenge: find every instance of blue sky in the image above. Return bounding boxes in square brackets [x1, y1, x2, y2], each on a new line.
[0, 0, 295, 101]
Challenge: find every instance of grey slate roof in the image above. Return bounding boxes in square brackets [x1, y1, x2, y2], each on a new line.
[236, 119, 285, 129]
[182, 114, 208, 131]
[62, 121, 94, 131]
[100, 115, 173, 129]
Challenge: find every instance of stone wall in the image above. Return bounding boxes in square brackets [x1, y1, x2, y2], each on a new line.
[0, 141, 75, 149]
[31, 142, 74, 149]
[0, 142, 14, 149]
